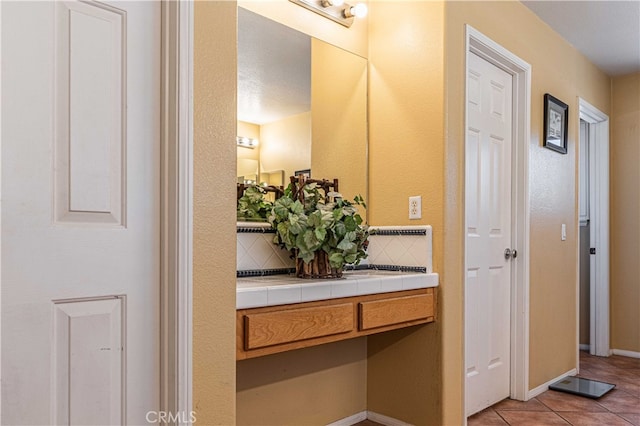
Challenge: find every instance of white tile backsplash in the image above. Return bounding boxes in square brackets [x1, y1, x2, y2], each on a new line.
[237, 231, 294, 271]
[237, 224, 434, 274]
[366, 225, 433, 272]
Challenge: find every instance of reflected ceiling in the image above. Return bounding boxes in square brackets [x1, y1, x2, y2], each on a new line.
[238, 8, 311, 125]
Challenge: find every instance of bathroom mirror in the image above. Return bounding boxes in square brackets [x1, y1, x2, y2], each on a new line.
[237, 7, 368, 219]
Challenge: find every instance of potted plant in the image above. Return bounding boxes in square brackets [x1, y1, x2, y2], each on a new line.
[237, 184, 272, 221]
[268, 178, 369, 279]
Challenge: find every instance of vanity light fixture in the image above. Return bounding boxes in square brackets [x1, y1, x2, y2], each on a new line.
[236, 136, 258, 149]
[289, 0, 367, 28]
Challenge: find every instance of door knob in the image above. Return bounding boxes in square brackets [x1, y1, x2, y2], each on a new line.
[504, 248, 517, 260]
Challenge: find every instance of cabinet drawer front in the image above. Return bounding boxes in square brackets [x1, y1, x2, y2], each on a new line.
[359, 293, 433, 330]
[244, 303, 354, 350]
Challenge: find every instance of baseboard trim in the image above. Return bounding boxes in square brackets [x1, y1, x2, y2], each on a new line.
[579, 344, 590, 351]
[326, 411, 367, 426]
[366, 411, 412, 426]
[527, 368, 577, 399]
[612, 349, 640, 359]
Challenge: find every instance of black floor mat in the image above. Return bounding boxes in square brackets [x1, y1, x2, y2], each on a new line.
[549, 376, 615, 398]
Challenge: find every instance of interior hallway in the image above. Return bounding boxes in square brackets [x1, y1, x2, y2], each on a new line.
[467, 352, 640, 425]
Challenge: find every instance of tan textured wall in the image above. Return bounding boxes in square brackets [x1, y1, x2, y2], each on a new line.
[611, 72, 640, 353]
[445, 4, 610, 417]
[237, 121, 260, 179]
[238, 120, 260, 140]
[260, 112, 312, 179]
[235, 2, 370, 424]
[311, 37, 368, 205]
[367, 2, 444, 425]
[193, 2, 237, 424]
[238, 114, 312, 184]
[236, 339, 367, 425]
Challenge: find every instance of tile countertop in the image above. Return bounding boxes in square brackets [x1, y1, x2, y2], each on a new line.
[236, 270, 439, 309]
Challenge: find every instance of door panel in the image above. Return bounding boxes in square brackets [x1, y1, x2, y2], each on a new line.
[2, 1, 161, 424]
[465, 52, 513, 416]
[54, 297, 124, 425]
[55, 0, 126, 224]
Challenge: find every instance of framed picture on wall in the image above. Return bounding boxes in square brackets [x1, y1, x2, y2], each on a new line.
[543, 93, 568, 154]
[294, 169, 311, 178]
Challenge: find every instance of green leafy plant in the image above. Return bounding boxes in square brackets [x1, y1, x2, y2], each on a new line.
[268, 182, 369, 278]
[237, 185, 272, 221]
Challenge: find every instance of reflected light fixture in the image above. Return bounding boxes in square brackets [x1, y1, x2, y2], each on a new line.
[289, 0, 367, 28]
[321, 0, 344, 6]
[236, 136, 258, 149]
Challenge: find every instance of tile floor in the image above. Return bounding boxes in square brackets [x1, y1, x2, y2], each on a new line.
[468, 351, 640, 425]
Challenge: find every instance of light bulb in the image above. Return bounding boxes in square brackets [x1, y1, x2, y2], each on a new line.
[352, 3, 367, 18]
[344, 2, 367, 19]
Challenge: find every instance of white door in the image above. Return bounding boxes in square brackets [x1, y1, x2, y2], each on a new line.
[579, 99, 610, 359]
[578, 119, 592, 353]
[465, 52, 513, 416]
[2, 1, 160, 424]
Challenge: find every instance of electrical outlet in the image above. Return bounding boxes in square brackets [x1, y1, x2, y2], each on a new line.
[409, 196, 422, 220]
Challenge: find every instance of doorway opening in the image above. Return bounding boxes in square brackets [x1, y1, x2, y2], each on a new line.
[578, 119, 591, 353]
[577, 98, 610, 360]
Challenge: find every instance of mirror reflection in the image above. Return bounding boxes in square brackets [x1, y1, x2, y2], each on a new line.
[237, 7, 368, 217]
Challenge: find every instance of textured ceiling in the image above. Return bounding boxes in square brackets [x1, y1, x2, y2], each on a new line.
[238, 8, 311, 125]
[522, 0, 640, 76]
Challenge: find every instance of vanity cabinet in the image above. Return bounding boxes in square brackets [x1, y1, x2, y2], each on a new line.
[237, 288, 436, 360]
